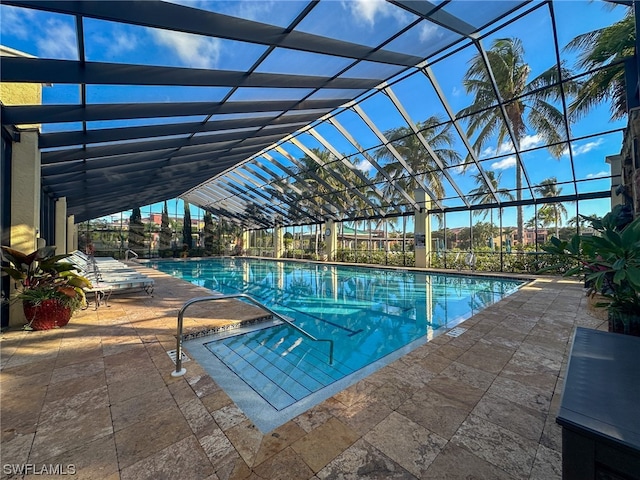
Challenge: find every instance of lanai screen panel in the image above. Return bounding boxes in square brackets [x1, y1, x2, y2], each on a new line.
[0, 1, 626, 226]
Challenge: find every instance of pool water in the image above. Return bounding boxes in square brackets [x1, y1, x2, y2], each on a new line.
[149, 258, 525, 430]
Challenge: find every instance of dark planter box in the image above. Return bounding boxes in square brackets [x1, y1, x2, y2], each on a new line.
[557, 328, 640, 479]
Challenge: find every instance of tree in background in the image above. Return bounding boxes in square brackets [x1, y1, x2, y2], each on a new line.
[283, 231, 293, 252]
[565, 4, 633, 121]
[535, 177, 568, 238]
[128, 207, 145, 251]
[159, 201, 172, 251]
[182, 201, 193, 249]
[374, 116, 460, 204]
[459, 37, 577, 247]
[468, 169, 514, 239]
[203, 211, 215, 254]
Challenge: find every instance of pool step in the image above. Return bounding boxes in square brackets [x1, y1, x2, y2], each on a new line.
[205, 326, 353, 410]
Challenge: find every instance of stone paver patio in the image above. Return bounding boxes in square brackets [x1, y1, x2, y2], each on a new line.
[0, 263, 607, 479]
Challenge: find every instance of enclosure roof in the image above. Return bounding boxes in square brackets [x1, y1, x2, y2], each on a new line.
[0, 0, 625, 225]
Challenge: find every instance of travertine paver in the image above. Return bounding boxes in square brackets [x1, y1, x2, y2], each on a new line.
[0, 263, 608, 479]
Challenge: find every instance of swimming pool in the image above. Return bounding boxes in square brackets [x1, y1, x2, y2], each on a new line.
[149, 258, 526, 431]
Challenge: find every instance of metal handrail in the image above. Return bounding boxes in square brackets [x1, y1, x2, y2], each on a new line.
[125, 249, 138, 260]
[171, 293, 334, 377]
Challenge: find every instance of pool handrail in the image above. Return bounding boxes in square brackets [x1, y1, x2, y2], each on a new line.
[171, 293, 334, 377]
[125, 249, 138, 260]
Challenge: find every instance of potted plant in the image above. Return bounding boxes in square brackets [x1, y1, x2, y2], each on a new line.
[1, 246, 92, 330]
[539, 207, 640, 336]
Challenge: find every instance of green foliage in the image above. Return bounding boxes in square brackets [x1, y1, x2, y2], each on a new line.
[335, 249, 415, 267]
[128, 207, 145, 250]
[1, 246, 92, 320]
[183, 201, 193, 249]
[203, 212, 215, 253]
[159, 201, 172, 250]
[565, 7, 634, 121]
[540, 212, 640, 315]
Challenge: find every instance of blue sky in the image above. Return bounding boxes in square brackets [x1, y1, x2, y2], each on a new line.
[0, 0, 629, 230]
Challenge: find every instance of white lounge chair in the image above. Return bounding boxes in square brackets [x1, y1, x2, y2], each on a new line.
[71, 252, 154, 309]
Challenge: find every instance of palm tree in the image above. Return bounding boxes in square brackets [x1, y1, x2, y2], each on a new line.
[568, 213, 597, 233]
[535, 177, 567, 237]
[373, 116, 460, 206]
[565, 5, 634, 121]
[459, 37, 576, 246]
[467, 170, 514, 238]
[525, 215, 542, 229]
[292, 148, 375, 220]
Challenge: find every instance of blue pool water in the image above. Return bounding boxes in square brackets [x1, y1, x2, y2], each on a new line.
[149, 258, 525, 429]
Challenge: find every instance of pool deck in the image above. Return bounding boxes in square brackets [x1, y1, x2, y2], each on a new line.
[0, 262, 607, 480]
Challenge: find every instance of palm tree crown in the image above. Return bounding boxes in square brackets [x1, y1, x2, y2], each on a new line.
[373, 116, 460, 207]
[459, 37, 576, 245]
[564, 6, 634, 121]
[534, 177, 568, 237]
[468, 170, 514, 221]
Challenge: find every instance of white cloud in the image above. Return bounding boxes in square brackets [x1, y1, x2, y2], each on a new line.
[419, 23, 440, 43]
[491, 156, 516, 170]
[451, 86, 462, 97]
[0, 5, 35, 39]
[519, 134, 543, 150]
[354, 159, 374, 175]
[453, 163, 477, 175]
[480, 134, 542, 158]
[481, 142, 513, 158]
[572, 138, 605, 156]
[231, 1, 278, 22]
[586, 170, 609, 179]
[165, 0, 278, 22]
[344, 0, 385, 26]
[560, 138, 605, 158]
[89, 26, 138, 60]
[151, 29, 221, 69]
[107, 30, 138, 57]
[342, 0, 407, 27]
[37, 20, 77, 60]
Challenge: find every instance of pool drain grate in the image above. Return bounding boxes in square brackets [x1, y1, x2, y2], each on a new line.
[167, 349, 190, 364]
[446, 327, 467, 338]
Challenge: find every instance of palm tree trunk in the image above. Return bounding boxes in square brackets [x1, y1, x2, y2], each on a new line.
[490, 209, 494, 249]
[402, 216, 407, 265]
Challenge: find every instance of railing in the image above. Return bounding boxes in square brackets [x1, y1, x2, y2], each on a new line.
[125, 249, 139, 260]
[171, 293, 334, 377]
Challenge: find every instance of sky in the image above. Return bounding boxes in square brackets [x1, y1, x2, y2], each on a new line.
[0, 0, 629, 231]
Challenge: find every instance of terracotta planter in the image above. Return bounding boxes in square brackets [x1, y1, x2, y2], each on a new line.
[23, 299, 72, 330]
[608, 309, 640, 337]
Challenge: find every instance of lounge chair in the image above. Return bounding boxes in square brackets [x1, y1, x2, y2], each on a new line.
[70, 251, 154, 309]
[69, 251, 135, 271]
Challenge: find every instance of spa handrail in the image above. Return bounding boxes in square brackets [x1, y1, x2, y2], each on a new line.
[171, 293, 334, 377]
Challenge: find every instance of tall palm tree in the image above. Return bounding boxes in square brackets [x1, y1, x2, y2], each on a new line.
[373, 116, 460, 207]
[459, 38, 576, 246]
[293, 148, 375, 220]
[467, 170, 514, 235]
[535, 177, 567, 237]
[565, 5, 634, 121]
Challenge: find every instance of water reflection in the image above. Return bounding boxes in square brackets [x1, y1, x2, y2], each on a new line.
[151, 258, 524, 344]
